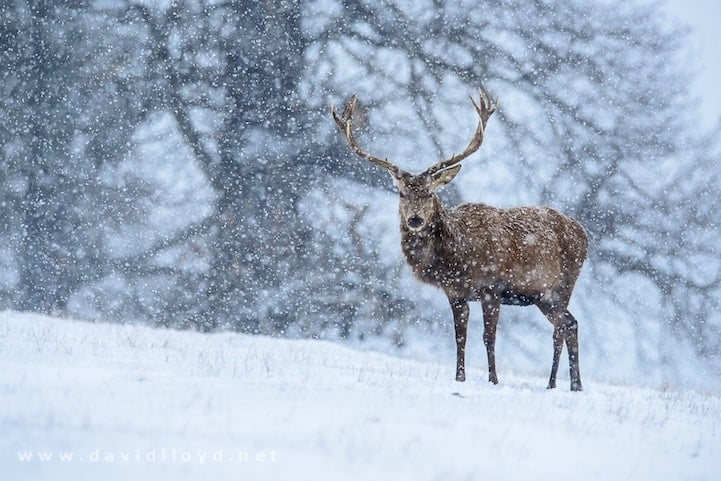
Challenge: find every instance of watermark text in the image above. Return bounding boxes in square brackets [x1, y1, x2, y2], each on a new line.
[17, 448, 279, 465]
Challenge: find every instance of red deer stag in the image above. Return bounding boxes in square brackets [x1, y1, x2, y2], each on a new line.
[331, 89, 588, 391]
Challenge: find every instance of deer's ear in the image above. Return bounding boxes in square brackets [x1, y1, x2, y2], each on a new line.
[430, 165, 461, 189]
[390, 170, 405, 191]
[391, 174, 401, 190]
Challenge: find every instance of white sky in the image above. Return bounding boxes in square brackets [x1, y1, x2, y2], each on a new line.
[664, 0, 721, 129]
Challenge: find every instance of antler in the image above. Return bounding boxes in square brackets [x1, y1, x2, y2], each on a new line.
[331, 95, 401, 176]
[423, 88, 497, 177]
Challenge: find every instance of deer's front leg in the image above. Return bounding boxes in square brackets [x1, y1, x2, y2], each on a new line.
[450, 298, 469, 382]
[480, 292, 500, 385]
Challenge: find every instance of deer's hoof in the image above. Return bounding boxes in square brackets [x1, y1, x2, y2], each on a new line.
[571, 381, 583, 392]
[455, 372, 466, 382]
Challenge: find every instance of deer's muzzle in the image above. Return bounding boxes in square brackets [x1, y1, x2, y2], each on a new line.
[407, 215, 425, 230]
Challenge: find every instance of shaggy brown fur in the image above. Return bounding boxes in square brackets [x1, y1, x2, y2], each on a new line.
[332, 90, 588, 391]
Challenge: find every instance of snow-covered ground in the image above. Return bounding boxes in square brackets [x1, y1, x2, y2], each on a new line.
[2, 311, 720, 481]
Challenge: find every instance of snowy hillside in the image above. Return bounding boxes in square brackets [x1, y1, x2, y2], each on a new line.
[2, 311, 720, 481]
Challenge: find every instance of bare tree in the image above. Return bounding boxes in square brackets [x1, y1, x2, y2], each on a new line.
[0, 1, 148, 313]
[3, 0, 718, 387]
[310, 0, 721, 376]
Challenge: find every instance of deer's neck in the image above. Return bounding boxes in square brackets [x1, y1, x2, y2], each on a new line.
[400, 200, 459, 286]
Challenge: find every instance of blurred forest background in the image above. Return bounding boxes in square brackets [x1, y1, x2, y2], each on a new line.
[1, 0, 720, 389]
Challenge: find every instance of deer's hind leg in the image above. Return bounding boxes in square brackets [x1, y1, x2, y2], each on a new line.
[538, 302, 582, 391]
[563, 310, 582, 391]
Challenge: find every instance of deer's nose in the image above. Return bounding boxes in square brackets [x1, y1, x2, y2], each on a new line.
[407, 215, 424, 229]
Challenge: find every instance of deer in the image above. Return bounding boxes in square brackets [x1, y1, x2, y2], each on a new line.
[331, 89, 588, 391]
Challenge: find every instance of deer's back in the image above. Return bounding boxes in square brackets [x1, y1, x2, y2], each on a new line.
[447, 203, 588, 300]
